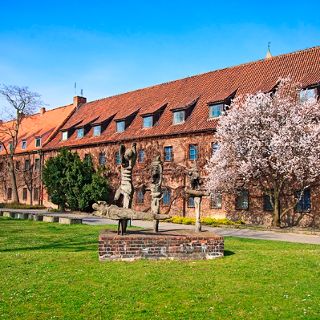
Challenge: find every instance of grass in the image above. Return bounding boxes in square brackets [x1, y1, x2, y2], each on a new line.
[0, 218, 319, 320]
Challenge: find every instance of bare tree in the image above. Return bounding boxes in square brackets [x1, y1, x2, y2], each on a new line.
[0, 85, 43, 203]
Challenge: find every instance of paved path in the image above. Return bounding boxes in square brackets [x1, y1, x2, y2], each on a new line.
[1, 208, 320, 245]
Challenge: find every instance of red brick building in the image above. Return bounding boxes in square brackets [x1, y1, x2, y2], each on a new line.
[1, 46, 320, 226]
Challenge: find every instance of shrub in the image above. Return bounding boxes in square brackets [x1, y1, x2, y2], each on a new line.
[165, 216, 244, 226]
[0, 203, 46, 210]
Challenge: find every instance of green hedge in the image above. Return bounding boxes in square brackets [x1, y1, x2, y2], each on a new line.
[165, 216, 244, 226]
[0, 203, 46, 210]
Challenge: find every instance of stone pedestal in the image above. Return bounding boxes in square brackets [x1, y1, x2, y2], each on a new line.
[99, 229, 224, 261]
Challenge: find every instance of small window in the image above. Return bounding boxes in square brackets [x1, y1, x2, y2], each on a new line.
[34, 188, 39, 202]
[35, 158, 40, 170]
[299, 88, 317, 102]
[21, 140, 27, 149]
[210, 193, 222, 209]
[7, 188, 12, 200]
[162, 188, 171, 206]
[211, 143, 219, 155]
[138, 150, 145, 163]
[136, 189, 144, 204]
[173, 110, 185, 124]
[93, 125, 101, 136]
[143, 116, 153, 128]
[62, 131, 68, 141]
[24, 159, 30, 170]
[188, 196, 195, 208]
[263, 194, 273, 211]
[209, 103, 223, 118]
[77, 128, 84, 139]
[22, 188, 28, 201]
[164, 146, 173, 162]
[8, 142, 13, 152]
[189, 144, 198, 161]
[84, 153, 91, 162]
[35, 137, 41, 147]
[295, 188, 311, 212]
[235, 189, 249, 210]
[15, 161, 20, 170]
[116, 121, 125, 133]
[115, 151, 121, 165]
[0, 144, 3, 152]
[99, 152, 106, 165]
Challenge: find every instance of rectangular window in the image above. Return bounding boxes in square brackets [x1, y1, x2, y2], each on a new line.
[209, 104, 223, 118]
[136, 189, 144, 204]
[189, 144, 198, 161]
[162, 188, 171, 206]
[7, 188, 12, 200]
[84, 153, 91, 162]
[35, 137, 41, 147]
[210, 193, 222, 209]
[0, 144, 3, 152]
[188, 196, 195, 208]
[143, 116, 153, 128]
[24, 159, 30, 170]
[8, 142, 13, 152]
[77, 128, 84, 139]
[299, 88, 318, 102]
[115, 151, 121, 165]
[22, 188, 27, 201]
[138, 150, 145, 163]
[21, 140, 27, 149]
[164, 146, 173, 162]
[62, 131, 68, 141]
[93, 125, 101, 136]
[99, 152, 106, 165]
[235, 189, 249, 210]
[263, 194, 273, 211]
[173, 110, 185, 124]
[34, 188, 39, 202]
[211, 142, 219, 154]
[116, 121, 125, 133]
[35, 158, 40, 170]
[15, 161, 20, 170]
[295, 188, 311, 212]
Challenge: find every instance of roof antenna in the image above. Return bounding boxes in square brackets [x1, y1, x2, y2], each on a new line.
[266, 42, 272, 59]
[80, 89, 83, 96]
[74, 82, 77, 95]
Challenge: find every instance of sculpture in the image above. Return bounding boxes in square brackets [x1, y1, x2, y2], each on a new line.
[114, 143, 137, 234]
[185, 163, 208, 232]
[150, 155, 163, 232]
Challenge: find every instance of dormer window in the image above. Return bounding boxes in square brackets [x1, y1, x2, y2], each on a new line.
[35, 137, 41, 147]
[77, 128, 84, 139]
[209, 103, 224, 118]
[143, 115, 153, 128]
[299, 87, 318, 102]
[173, 110, 185, 125]
[116, 121, 125, 133]
[21, 140, 27, 149]
[62, 131, 68, 141]
[93, 125, 101, 136]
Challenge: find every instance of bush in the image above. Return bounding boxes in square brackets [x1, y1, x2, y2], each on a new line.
[165, 216, 244, 226]
[0, 203, 46, 210]
[42, 148, 109, 212]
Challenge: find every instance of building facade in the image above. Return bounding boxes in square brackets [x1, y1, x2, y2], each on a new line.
[1, 46, 320, 226]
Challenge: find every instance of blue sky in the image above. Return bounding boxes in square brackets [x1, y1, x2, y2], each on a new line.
[0, 0, 319, 109]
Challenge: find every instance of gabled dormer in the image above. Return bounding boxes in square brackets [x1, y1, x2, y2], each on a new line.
[170, 97, 199, 125]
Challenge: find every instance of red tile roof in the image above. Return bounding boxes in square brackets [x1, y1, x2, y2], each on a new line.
[0, 104, 75, 154]
[45, 46, 320, 150]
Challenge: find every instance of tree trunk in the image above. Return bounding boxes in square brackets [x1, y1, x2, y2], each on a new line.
[273, 192, 281, 227]
[9, 157, 19, 203]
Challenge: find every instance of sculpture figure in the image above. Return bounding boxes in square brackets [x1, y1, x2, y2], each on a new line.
[150, 155, 163, 232]
[185, 163, 208, 232]
[114, 143, 137, 234]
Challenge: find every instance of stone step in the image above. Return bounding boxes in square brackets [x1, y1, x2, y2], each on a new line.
[43, 216, 59, 223]
[59, 217, 82, 225]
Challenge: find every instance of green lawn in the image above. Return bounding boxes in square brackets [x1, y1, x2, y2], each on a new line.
[0, 218, 319, 320]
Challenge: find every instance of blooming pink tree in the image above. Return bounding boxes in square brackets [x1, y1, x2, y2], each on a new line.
[206, 78, 320, 226]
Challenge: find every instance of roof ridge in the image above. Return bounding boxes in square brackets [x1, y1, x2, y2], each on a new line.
[83, 45, 320, 106]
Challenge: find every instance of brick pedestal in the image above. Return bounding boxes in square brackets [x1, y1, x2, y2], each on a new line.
[99, 229, 224, 261]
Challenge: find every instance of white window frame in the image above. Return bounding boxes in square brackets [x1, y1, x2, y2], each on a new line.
[173, 110, 185, 125]
[62, 131, 68, 141]
[116, 121, 125, 133]
[93, 125, 101, 136]
[143, 115, 153, 128]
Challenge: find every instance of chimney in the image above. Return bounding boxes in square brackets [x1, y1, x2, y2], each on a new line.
[73, 96, 87, 109]
[40, 107, 46, 115]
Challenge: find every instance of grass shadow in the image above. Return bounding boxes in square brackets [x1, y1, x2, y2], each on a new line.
[224, 250, 235, 256]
